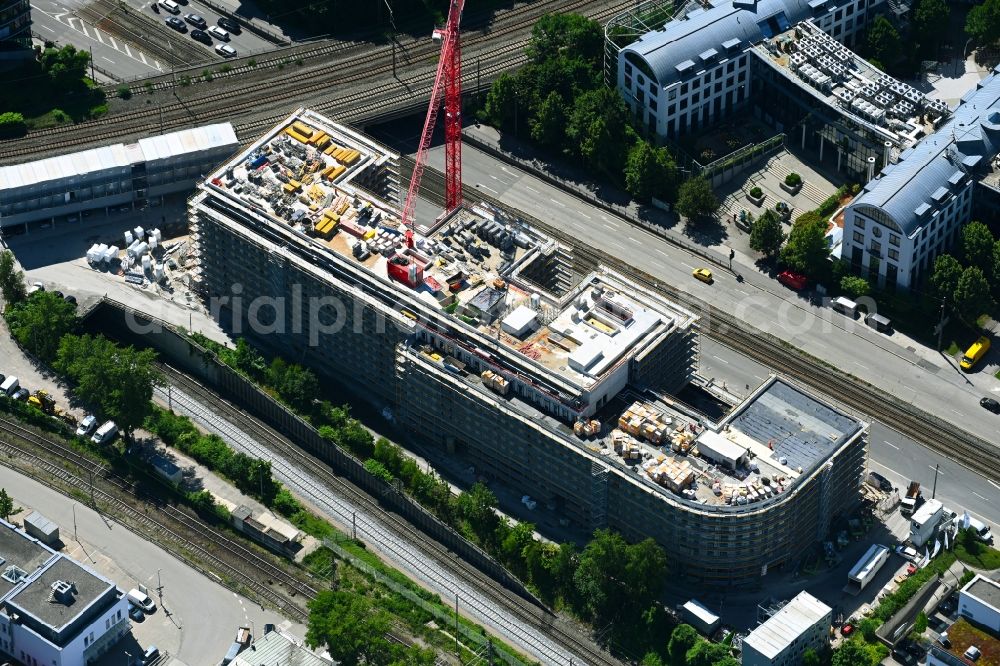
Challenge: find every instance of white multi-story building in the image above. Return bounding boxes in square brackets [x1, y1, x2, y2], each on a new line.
[843, 70, 1000, 289]
[0, 519, 129, 666]
[742, 591, 832, 666]
[928, 574, 1000, 666]
[616, 0, 881, 140]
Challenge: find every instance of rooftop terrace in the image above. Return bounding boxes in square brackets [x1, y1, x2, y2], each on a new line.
[754, 21, 949, 149]
[933, 617, 1000, 666]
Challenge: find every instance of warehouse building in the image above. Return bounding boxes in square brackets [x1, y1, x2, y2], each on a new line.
[843, 69, 1000, 289]
[742, 592, 832, 666]
[0, 0, 32, 66]
[0, 519, 130, 666]
[0, 122, 239, 233]
[191, 109, 868, 585]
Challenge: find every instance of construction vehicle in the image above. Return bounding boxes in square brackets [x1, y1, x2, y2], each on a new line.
[27, 390, 59, 415]
[900, 481, 923, 516]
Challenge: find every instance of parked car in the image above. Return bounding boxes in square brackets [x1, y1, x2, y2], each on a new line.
[190, 29, 211, 44]
[165, 16, 187, 31]
[128, 602, 145, 622]
[157, 0, 180, 14]
[12, 388, 29, 401]
[142, 645, 160, 663]
[183, 12, 206, 28]
[76, 415, 97, 437]
[64, 294, 77, 306]
[980, 397, 1000, 413]
[217, 16, 241, 33]
[777, 270, 808, 290]
[127, 588, 156, 613]
[215, 43, 237, 57]
[207, 25, 230, 41]
[841, 623, 854, 637]
[1, 375, 18, 396]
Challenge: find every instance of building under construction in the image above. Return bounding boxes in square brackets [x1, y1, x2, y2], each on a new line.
[190, 108, 867, 585]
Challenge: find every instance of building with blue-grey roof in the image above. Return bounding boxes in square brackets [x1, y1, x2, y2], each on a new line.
[843, 68, 1000, 289]
[612, 0, 881, 140]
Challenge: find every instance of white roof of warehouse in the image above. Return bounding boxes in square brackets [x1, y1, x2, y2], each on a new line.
[0, 144, 130, 189]
[0, 122, 237, 191]
[743, 591, 831, 659]
[138, 123, 238, 162]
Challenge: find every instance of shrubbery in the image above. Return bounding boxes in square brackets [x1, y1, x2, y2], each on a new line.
[0, 112, 26, 138]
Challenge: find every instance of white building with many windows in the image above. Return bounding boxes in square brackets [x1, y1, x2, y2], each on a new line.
[616, 0, 881, 139]
[0, 519, 129, 666]
[843, 69, 1000, 289]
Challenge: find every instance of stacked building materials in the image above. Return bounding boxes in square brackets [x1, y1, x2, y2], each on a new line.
[645, 457, 694, 492]
[618, 401, 671, 444]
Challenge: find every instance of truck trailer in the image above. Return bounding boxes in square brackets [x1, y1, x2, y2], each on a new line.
[910, 499, 944, 548]
[847, 544, 889, 595]
[900, 481, 922, 516]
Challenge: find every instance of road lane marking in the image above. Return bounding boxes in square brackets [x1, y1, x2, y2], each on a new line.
[525, 186, 539, 193]
[549, 198, 566, 207]
[40, 23, 56, 32]
[928, 465, 944, 474]
[882, 440, 900, 450]
[579, 212, 591, 219]
[989, 480, 1000, 491]
[102, 56, 115, 63]
[715, 357, 729, 364]
[854, 361, 869, 370]
[656, 249, 669, 257]
[139, 51, 148, 65]
[95, 28, 105, 44]
[972, 491, 988, 501]
[123, 42, 133, 57]
[629, 236, 642, 244]
[680, 262, 694, 270]
[609, 241, 625, 251]
[478, 184, 498, 194]
[602, 223, 616, 231]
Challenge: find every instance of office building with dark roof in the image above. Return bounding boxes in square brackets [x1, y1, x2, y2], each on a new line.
[0, 519, 129, 666]
[0, 0, 32, 66]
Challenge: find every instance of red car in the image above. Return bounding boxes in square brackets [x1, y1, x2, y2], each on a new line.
[841, 624, 854, 637]
[778, 270, 808, 291]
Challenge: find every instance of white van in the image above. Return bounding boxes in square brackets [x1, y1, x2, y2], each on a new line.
[127, 588, 156, 613]
[91, 420, 118, 445]
[1, 376, 19, 396]
[831, 296, 859, 318]
[968, 516, 995, 544]
[158, 0, 180, 14]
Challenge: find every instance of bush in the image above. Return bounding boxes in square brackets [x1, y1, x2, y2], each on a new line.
[202, 69, 213, 82]
[179, 75, 192, 86]
[248, 58, 257, 67]
[220, 64, 232, 73]
[0, 112, 27, 138]
[363, 459, 394, 484]
[117, 85, 132, 99]
[50, 109, 70, 123]
[840, 275, 871, 299]
[785, 172, 802, 187]
[749, 186, 763, 198]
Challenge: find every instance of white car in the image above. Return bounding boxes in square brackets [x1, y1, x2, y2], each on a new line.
[158, 0, 180, 14]
[75, 415, 97, 437]
[207, 25, 230, 42]
[215, 43, 237, 57]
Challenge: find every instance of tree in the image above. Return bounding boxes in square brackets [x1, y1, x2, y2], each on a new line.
[962, 221, 996, 277]
[966, 0, 1000, 45]
[454, 482, 499, 541]
[781, 212, 831, 279]
[625, 140, 679, 202]
[0, 112, 26, 139]
[5, 291, 78, 362]
[749, 210, 786, 259]
[685, 639, 730, 666]
[668, 624, 700, 665]
[484, 72, 519, 129]
[833, 638, 881, 666]
[39, 45, 92, 88]
[55, 334, 163, 437]
[866, 16, 901, 66]
[0, 489, 13, 521]
[641, 652, 665, 666]
[676, 176, 719, 222]
[530, 91, 567, 148]
[840, 275, 871, 300]
[958, 526, 983, 556]
[913, 0, 950, 48]
[930, 254, 963, 300]
[953, 266, 993, 323]
[566, 87, 630, 176]
[803, 648, 821, 666]
[914, 611, 928, 634]
[527, 13, 604, 68]
[306, 590, 391, 666]
[0, 250, 27, 305]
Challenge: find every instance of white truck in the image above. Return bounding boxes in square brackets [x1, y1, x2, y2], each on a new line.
[847, 544, 889, 595]
[910, 499, 944, 548]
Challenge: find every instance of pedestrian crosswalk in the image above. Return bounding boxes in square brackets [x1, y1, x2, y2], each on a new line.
[35, 6, 162, 73]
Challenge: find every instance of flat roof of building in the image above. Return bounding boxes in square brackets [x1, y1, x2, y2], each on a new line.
[0, 122, 237, 190]
[964, 575, 1000, 612]
[936, 617, 1000, 666]
[682, 599, 720, 627]
[6, 555, 114, 633]
[200, 108, 694, 392]
[234, 629, 332, 666]
[744, 591, 831, 659]
[0, 521, 53, 598]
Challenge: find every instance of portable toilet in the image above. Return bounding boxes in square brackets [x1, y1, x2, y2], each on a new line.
[133, 225, 145, 240]
[124, 230, 134, 246]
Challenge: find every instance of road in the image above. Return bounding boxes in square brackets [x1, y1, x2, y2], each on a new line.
[32, 0, 163, 78]
[406, 138, 1000, 461]
[0, 466, 300, 665]
[697, 336, 999, 533]
[156, 382, 603, 666]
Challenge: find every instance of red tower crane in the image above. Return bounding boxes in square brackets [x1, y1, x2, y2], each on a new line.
[401, 0, 465, 245]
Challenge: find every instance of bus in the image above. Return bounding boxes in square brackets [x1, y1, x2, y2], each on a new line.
[960, 336, 991, 371]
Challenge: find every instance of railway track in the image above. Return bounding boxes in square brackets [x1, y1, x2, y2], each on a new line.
[0, 0, 633, 163]
[407, 157, 1000, 484]
[0, 414, 316, 623]
[158, 366, 623, 666]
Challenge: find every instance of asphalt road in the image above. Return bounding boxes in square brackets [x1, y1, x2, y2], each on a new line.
[411, 139, 1000, 458]
[0, 466, 300, 665]
[697, 336, 1000, 533]
[32, 0, 163, 78]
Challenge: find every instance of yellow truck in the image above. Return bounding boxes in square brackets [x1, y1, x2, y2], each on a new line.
[960, 336, 991, 371]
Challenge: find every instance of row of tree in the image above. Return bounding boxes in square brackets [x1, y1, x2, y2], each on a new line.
[482, 14, 683, 204]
